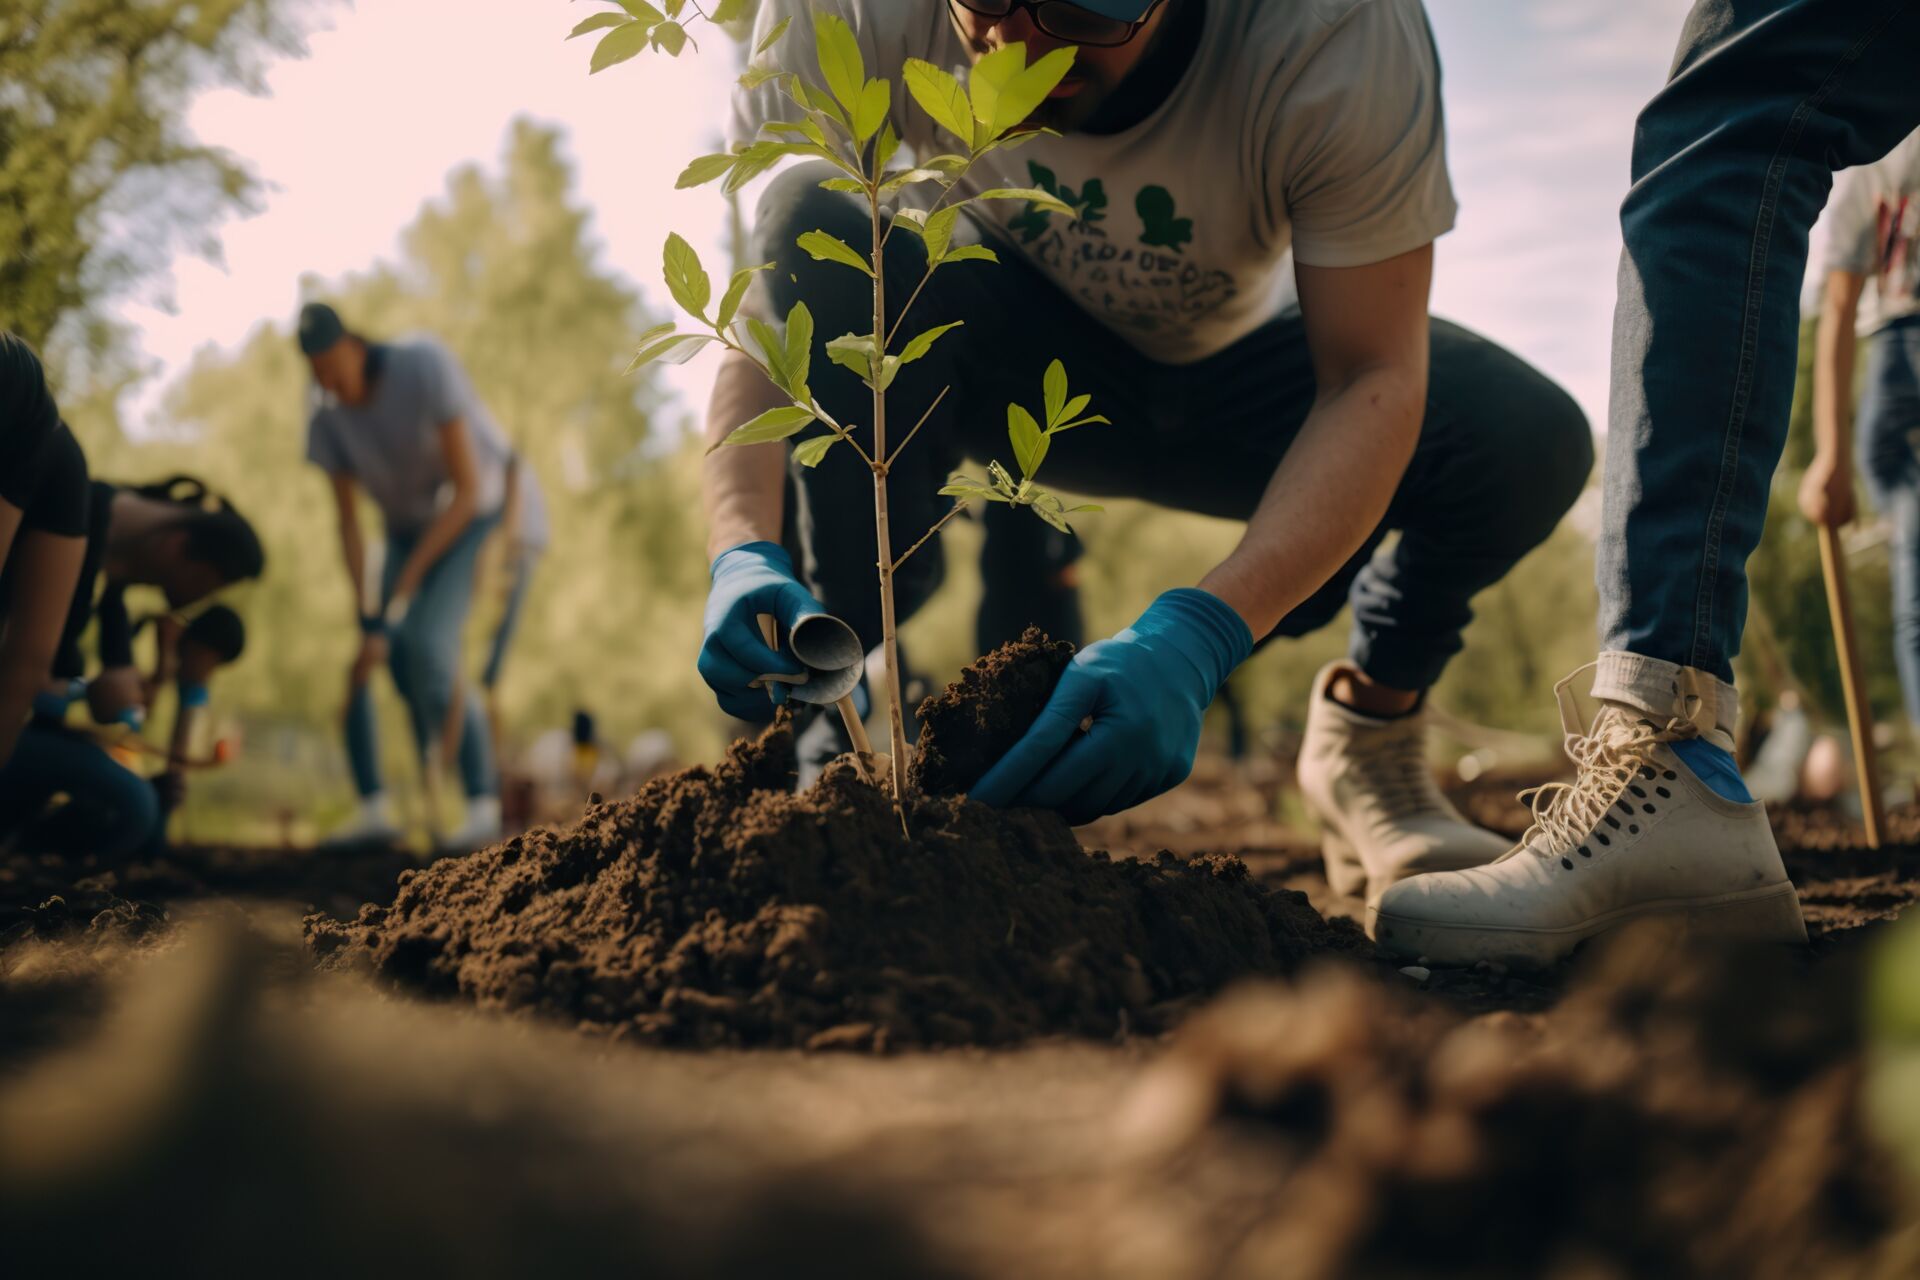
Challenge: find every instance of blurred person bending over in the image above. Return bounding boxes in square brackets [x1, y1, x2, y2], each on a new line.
[0, 478, 261, 860]
[300, 303, 516, 852]
[699, 0, 1592, 909]
[1800, 128, 1920, 735]
[0, 332, 91, 772]
[1373, 1, 1920, 966]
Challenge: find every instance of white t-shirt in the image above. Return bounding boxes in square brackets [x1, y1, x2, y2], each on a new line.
[1825, 128, 1920, 336]
[305, 337, 513, 535]
[732, 0, 1456, 364]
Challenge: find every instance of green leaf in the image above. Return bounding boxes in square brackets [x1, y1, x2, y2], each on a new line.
[793, 435, 839, 468]
[568, 13, 631, 39]
[785, 301, 814, 393]
[747, 316, 791, 390]
[898, 320, 963, 365]
[660, 0, 684, 15]
[1067, 503, 1104, 514]
[904, 59, 974, 147]
[651, 20, 687, 54]
[852, 78, 890, 144]
[663, 232, 710, 319]
[623, 332, 713, 373]
[976, 127, 1055, 157]
[713, 405, 815, 451]
[878, 167, 950, 195]
[796, 80, 851, 132]
[814, 13, 866, 110]
[675, 152, 738, 189]
[590, 22, 652, 72]
[1042, 360, 1067, 425]
[875, 121, 901, 174]
[632, 320, 675, 349]
[939, 480, 1011, 504]
[1009, 403, 1046, 478]
[1030, 495, 1073, 533]
[891, 207, 928, 237]
[825, 333, 877, 379]
[1059, 392, 1090, 424]
[988, 46, 1075, 137]
[1052, 413, 1109, 432]
[922, 207, 959, 263]
[938, 244, 998, 266]
[710, 0, 748, 21]
[721, 146, 782, 194]
[818, 177, 866, 193]
[716, 262, 774, 331]
[796, 229, 875, 277]
[967, 43, 1027, 132]
[921, 153, 972, 174]
[617, 0, 665, 21]
[972, 186, 1074, 216]
[738, 62, 782, 90]
[754, 15, 791, 55]
[876, 354, 902, 391]
[988, 460, 1019, 493]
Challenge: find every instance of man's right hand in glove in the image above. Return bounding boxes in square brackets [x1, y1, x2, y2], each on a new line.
[700, 541, 825, 721]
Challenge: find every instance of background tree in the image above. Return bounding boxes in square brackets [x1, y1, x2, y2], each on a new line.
[0, 0, 325, 356]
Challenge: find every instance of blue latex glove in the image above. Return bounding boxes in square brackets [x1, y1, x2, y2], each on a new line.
[971, 587, 1252, 825]
[699, 541, 826, 722]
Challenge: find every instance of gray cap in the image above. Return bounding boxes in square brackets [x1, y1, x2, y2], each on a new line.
[297, 302, 347, 355]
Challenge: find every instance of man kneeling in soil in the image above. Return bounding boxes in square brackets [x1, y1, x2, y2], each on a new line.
[699, 0, 1593, 908]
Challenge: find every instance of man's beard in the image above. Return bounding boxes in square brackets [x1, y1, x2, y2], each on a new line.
[1017, 70, 1117, 134]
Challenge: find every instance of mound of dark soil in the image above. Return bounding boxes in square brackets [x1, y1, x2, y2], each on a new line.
[1133, 926, 1897, 1279]
[307, 711, 1366, 1050]
[910, 628, 1075, 796]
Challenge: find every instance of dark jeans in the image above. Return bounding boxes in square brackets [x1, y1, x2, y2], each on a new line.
[1595, 0, 1920, 731]
[0, 721, 160, 860]
[755, 163, 1594, 693]
[1860, 317, 1920, 728]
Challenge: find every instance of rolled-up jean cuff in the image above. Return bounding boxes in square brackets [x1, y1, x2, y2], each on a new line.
[1348, 634, 1450, 697]
[1592, 650, 1739, 739]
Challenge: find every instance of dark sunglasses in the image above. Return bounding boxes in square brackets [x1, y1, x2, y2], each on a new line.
[946, 0, 1168, 48]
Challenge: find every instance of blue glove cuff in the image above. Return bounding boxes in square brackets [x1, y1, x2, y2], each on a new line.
[710, 540, 794, 581]
[180, 682, 211, 709]
[1134, 588, 1253, 691]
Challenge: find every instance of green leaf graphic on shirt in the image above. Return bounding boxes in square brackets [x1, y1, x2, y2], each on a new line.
[1009, 161, 1108, 243]
[1135, 185, 1192, 253]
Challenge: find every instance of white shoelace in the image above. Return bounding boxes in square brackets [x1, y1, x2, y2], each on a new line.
[1514, 664, 1710, 859]
[1350, 724, 1448, 823]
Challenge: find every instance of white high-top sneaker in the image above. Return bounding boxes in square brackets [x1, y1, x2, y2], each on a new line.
[1371, 666, 1807, 968]
[440, 794, 503, 854]
[325, 793, 402, 848]
[1297, 662, 1509, 907]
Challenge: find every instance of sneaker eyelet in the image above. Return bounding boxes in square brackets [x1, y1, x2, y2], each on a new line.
[1578, 846, 1592, 857]
[1596, 832, 1610, 846]
[1656, 786, 1671, 798]
[1560, 857, 1574, 870]
[1643, 804, 1656, 814]
[1629, 784, 1647, 798]
[1640, 767, 1656, 780]
[1604, 815, 1620, 829]
[1662, 770, 1677, 780]
[1629, 824, 1640, 834]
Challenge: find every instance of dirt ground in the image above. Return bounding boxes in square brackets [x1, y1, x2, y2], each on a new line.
[5, 752, 1920, 1277]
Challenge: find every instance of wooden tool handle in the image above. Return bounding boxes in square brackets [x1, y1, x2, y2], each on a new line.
[1817, 523, 1887, 849]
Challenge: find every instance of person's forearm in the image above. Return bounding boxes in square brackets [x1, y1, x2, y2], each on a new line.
[704, 348, 794, 560]
[339, 520, 369, 620]
[391, 495, 476, 609]
[1813, 285, 1859, 466]
[1198, 369, 1424, 639]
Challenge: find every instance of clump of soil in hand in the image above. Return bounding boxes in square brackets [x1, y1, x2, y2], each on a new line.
[1130, 924, 1896, 1279]
[910, 627, 1075, 797]
[307, 712, 1366, 1050]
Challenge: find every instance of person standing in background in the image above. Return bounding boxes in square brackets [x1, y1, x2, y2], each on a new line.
[1800, 128, 1920, 736]
[299, 302, 513, 853]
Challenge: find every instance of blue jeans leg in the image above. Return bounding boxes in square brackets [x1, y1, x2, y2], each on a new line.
[0, 724, 159, 859]
[1859, 322, 1920, 729]
[481, 551, 536, 691]
[1596, 0, 1920, 729]
[345, 683, 383, 797]
[383, 513, 500, 800]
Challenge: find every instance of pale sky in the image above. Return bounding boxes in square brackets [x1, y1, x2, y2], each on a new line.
[116, 0, 1707, 439]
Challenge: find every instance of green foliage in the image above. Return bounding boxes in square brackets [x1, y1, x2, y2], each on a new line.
[941, 360, 1106, 534]
[0, 0, 324, 353]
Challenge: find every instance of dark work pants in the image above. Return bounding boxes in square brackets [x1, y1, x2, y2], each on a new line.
[755, 162, 1595, 693]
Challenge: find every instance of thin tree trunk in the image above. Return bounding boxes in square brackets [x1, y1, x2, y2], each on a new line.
[870, 191, 911, 816]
